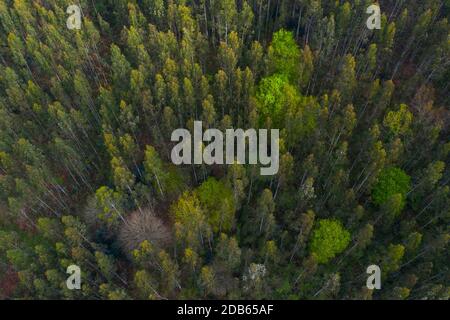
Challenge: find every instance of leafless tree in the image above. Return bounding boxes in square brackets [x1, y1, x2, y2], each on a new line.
[119, 208, 173, 256]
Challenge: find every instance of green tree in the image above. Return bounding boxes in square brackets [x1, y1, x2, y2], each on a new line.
[144, 145, 184, 200]
[310, 219, 351, 264]
[171, 191, 212, 251]
[267, 29, 300, 81]
[383, 104, 413, 137]
[195, 178, 236, 233]
[372, 167, 411, 211]
[256, 189, 276, 238]
[95, 186, 125, 228]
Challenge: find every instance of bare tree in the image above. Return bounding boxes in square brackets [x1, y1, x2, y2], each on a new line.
[119, 208, 173, 256]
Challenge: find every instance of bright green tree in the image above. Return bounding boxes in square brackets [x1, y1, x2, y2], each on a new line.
[267, 29, 300, 81]
[310, 219, 351, 264]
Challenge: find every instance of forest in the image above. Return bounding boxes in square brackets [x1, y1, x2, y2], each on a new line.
[0, 0, 449, 300]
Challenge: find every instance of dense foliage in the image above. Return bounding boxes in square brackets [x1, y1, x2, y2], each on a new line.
[0, 0, 449, 300]
[372, 167, 411, 210]
[310, 219, 351, 264]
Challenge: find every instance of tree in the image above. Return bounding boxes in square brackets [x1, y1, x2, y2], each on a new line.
[215, 233, 241, 272]
[383, 104, 413, 137]
[144, 145, 184, 200]
[158, 250, 180, 297]
[256, 189, 276, 238]
[381, 193, 404, 225]
[119, 209, 172, 254]
[267, 29, 300, 81]
[225, 163, 249, 210]
[290, 210, 315, 261]
[171, 191, 212, 251]
[372, 167, 411, 211]
[199, 266, 215, 297]
[257, 74, 293, 125]
[381, 244, 405, 274]
[0, 0, 448, 301]
[336, 54, 356, 102]
[134, 270, 158, 299]
[110, 44, 131, 93]
[309, 219, 351, 264]
[111, 156, 135, 192]
[195, 177, 236, 233]
[354, 223, 374, 254]
[37, 217, 63, 241]
[95, 251, 117, 282]
[94, 186, 125, 228]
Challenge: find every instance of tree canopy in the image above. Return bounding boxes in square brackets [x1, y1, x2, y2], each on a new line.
[0, 0, 448, 300]
[309, 219, 351, 264]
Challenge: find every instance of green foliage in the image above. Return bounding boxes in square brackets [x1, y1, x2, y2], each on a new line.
[0, 0, 448, 301]
[372, 167, 411, 211]
[267, 29, 300, 81]
[95, 186, 124, 228]
[256, 30, 319, 137]
[336, 54, 356, 99]
[383, 104, 413, 136]
[256, 74, 294, 124]
[382, 244, 405, 274]
[309, 219, 351, 264]
[195, 178, 236, 233]
[171, 191, 212, 251]
[256, 73, 319, 137]
[144, 145, 185, 200]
